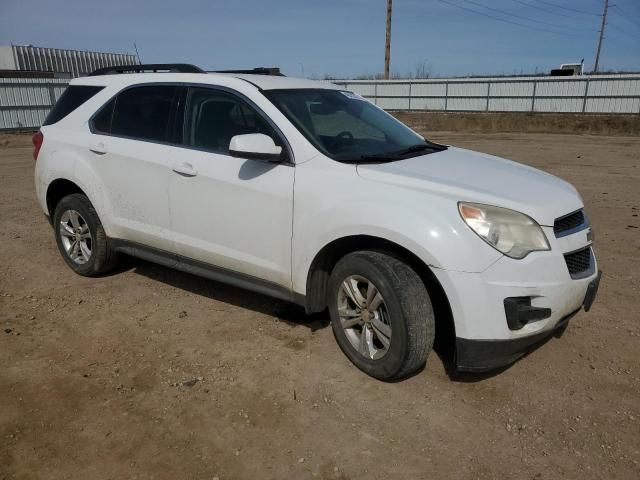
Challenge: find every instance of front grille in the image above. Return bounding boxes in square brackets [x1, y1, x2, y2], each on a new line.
[564, 247, 592, 277]
[554, 210, 585, 237]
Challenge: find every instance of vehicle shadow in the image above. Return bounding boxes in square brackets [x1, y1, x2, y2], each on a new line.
[120, 255, 330, 332]
[438, 329, 564, 383]
[112, 255, 563, 383]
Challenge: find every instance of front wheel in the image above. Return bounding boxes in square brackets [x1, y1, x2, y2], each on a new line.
[328, 251, 435, 381]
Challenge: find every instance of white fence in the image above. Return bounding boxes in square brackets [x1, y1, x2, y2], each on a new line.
[1, 74, 639, 131]
[333, 74, 640, 114]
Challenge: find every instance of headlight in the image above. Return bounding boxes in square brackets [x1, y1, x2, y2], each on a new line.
[458, 202, 550, 259]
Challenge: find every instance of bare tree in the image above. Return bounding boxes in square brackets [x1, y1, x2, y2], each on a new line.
[412, 59, 431, 79]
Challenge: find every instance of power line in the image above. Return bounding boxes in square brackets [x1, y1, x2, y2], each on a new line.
[508, 0, 574, 18]
[531, 0, 599, 16]
[462, 0, 595, 32]
[607, 21, 637, 38]
[611, 5, 640, 31]
[435, 0, 592, 38]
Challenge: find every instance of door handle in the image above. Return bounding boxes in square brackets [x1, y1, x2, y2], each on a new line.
[89, 142, 107, 155]
[172, 163, 198, 177]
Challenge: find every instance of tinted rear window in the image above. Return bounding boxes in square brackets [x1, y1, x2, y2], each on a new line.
[109, 85, 177, 142]
[43, 85, 104, 126]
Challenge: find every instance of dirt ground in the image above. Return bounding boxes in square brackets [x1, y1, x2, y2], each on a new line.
[1, 131, 639, 480]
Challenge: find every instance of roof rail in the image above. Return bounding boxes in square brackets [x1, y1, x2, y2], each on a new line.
[88, 63, 205, 76]
[211, 67, 285, 77]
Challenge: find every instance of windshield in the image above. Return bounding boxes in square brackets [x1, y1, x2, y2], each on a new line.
[263, 89, 446, 163]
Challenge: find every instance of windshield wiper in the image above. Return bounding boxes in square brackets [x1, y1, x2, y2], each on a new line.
[358, 143, 445, 162]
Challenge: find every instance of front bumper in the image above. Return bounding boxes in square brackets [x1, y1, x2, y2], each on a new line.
[430, 220, 600, 372]
[455, 270, 601, 371]
[455, 270, 601, 372]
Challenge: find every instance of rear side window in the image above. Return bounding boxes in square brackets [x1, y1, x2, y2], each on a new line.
[43, 85, 103, 126]
[99, 85, 177, 142]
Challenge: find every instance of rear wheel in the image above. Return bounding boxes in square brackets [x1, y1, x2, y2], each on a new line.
[328, 251, 435, 380]
[53, 193, 117, 276]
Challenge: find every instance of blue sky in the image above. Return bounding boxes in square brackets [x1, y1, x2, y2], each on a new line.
[0, 0, 638, 77]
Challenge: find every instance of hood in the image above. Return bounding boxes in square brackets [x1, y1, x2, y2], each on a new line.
[356, 147, 583, 226]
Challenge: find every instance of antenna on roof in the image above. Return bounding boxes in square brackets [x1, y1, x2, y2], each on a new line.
[133, 43, 141, 64]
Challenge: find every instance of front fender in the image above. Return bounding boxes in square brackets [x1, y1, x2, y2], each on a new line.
[291, 156, 502, 294]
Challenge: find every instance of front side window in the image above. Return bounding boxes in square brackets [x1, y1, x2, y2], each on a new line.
[94, 85, 177, 142]
[185, 87, 278, 154]
[264, 89, 443, 162]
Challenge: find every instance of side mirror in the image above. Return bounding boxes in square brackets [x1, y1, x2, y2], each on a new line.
[229, 133, 283, 162]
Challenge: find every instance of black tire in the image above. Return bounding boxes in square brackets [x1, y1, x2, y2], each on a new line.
[52, 193, 117, 276]
[328, 251, 435, 381]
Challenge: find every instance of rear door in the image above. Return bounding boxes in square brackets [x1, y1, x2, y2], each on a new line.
[168, 86, 295, 288]
[89, 84, 179, 251]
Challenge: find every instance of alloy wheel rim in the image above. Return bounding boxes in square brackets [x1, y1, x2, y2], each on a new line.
[337, 275, 392, 360]
[59, 210, 92, 265]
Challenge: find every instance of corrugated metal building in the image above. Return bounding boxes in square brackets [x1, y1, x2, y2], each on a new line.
[0, 77, 70, 131]
[0, 44, 138, 78]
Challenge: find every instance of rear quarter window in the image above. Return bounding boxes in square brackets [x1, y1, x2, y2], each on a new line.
[43, 85, 104, 126]
[91, 98, 115, 134]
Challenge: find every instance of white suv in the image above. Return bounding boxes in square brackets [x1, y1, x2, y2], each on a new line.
[33, 64, 601, 380]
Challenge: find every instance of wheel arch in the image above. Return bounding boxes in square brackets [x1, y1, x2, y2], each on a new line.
[304, 235, 456, 355]
[46, 178, 87, 217]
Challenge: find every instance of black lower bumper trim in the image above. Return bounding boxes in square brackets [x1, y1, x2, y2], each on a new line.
[583, 270, 602, 312]
[456, 309, 580, 372]
[456, 271, 603, 373]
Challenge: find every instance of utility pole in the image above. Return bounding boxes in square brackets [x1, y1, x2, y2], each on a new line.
[593, 0, 609, 73]
[384, 0, 393, 79]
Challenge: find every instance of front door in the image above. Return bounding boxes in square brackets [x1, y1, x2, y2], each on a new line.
[168, 87, 294, 288]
